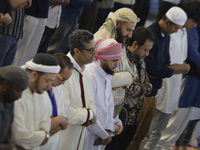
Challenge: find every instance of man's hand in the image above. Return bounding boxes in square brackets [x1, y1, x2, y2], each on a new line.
[102, 133, 112, 145]
[50, 125, 62, 136]
[0, 13, 12, 26]
[168, 63, 190, 74]
[60, 117, 68, 129]
[113, 122, 123, 135]
[94, 137, 102, 146]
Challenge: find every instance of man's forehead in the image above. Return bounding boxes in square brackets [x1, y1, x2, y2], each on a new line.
[119, 22, 136, 29]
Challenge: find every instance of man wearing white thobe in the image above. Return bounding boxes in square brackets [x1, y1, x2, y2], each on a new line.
[83, 39, 123, 150]
[12, 54, 67, 150]
[60, 29, 96, 150]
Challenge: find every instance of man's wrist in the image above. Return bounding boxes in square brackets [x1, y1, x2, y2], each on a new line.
[45, 131, 50, 140]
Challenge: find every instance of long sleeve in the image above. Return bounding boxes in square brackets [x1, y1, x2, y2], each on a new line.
[187, 27, 200, 68]
[111, 71, 133, 88]
[61, 83, 89, 125]
[145, 45, 174, 78]
[61, 70, 96, 125]
[111, 47, 134, 88]
[12, 101, 46, 149]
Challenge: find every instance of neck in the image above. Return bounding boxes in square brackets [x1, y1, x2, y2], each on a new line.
[49, 87, 53, 95]
[158, 20, 165, 34]
[73, 56, 84, 68]
[28, 85, 34, 94]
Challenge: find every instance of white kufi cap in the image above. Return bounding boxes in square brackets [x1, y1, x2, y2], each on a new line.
[166, 6, 187, 26]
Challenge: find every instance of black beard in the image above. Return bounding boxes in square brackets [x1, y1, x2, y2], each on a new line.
[3, 89, 15, 103]
[116, 28, 126, 45]
[102, 64, 114, 75]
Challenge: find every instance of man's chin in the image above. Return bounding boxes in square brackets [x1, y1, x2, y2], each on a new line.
[36, 90, 44, 94]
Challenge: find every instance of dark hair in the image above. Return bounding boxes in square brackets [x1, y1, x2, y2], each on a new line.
[68, 29, 94, 55]
[161, 15, 177, 25]
[33, 53, 58, 66]
[179, 0, 200, 24]
[127, 27, 154, 47]
[53, 53, 73, 72]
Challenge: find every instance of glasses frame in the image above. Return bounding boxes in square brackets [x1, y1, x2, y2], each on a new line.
[82, 45, 96, 54]
[57, 74, 67, 83]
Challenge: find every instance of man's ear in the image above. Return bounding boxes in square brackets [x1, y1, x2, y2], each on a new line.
[30, 71, 38, 82]
[116, 21, 121, 28]
[74, 48, 81, 55]
[129, 41, 138, 53]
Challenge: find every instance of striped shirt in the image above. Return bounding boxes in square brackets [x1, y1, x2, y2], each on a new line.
[0, 8, 25, 39]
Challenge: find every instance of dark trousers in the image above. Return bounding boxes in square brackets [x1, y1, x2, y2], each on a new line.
[37, 26, 56, 54]
[133, 0, 150, 27]
[176, 120, 200, 146]
[105, 123, 138, 150]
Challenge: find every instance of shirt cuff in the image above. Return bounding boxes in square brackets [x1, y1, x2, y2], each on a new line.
[89, 110, 94, 120]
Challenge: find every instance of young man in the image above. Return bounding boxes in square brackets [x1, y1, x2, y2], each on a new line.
[141, 1, 200, 149]
[41, 53, 73, 150]
[0, 66, 29, 150]
[108, 27, 154, 150]
[129, 6, 188, 150]
[83, 38, 123, 150]
[60, 29, 96, 150]
[11, 53, 68, 150]
[95, 7, 140, 117]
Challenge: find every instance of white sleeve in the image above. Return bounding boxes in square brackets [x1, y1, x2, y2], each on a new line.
[12, 102, 47, 149]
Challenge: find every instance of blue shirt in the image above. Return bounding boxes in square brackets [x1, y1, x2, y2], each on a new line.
[179, 26, 200, 108]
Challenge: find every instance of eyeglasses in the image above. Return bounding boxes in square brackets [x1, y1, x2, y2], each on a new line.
[57, 74, 67, 83]
[82, 45, 96, 54]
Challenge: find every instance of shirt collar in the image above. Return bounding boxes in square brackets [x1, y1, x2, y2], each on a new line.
[67, 52, 85, 73]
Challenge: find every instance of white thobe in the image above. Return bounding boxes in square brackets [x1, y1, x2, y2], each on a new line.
[83, 61, 115, 150]
[156, 28, 188, 113]
[12, 89, 51, 150]
[46, 6, 61, 29]
[40, 86, 67, 150]
[60, 53, 96, 150]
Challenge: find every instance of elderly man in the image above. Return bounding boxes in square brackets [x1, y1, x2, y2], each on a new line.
[0, 66, 29, 150]
[83, 38, 123, 150]
[95, 7, 140, 118]
[128, 6, 188, 150]
[60, 29, 96, 150]
[12, 53, 68, 150]
[41, 53, 73, 150]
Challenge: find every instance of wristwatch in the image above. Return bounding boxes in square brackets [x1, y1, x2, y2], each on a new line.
[45, 131, 50, 139]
